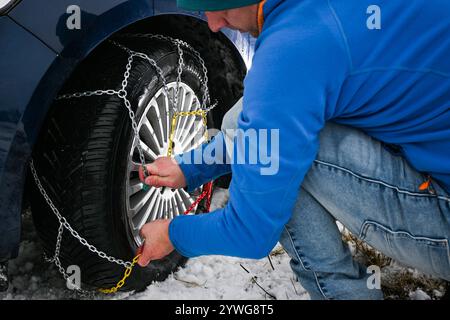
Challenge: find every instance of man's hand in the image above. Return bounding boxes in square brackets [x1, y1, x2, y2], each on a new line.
[137, 219, 174, 267]
[139, 157, 187, 189]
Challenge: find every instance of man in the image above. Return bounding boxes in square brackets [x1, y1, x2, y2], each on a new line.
[137, 0, 450, 299]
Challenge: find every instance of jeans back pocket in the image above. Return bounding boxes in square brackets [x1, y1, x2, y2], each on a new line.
[359, 220, 450, 281]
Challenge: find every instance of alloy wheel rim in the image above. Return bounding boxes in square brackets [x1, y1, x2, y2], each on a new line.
[125, 82, 207, 246]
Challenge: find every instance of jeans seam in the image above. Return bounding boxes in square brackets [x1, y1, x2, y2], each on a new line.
[313, 159, 450, 202]
[283, 226, 330, 300]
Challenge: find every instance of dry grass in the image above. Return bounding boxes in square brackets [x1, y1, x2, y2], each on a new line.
[269, 246, 286, 257]
[341, 228, 448, 300]
[381, 268, 447, 300]
[342, 231, 392, 268]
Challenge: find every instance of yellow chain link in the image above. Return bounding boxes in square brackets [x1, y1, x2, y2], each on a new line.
[167, 110, 208, 157]
[99, 254, 141, 294]
[99, 110, 209, 294]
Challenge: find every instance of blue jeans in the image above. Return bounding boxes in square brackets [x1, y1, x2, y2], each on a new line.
[222, 99, 450, 300]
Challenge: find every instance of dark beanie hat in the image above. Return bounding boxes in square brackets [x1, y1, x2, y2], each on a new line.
[177, 0, 261, 11]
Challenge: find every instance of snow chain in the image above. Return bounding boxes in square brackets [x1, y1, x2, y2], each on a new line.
[30, 34, 217, 295]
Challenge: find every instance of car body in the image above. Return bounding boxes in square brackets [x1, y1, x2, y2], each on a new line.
[0, 0, 253, 262]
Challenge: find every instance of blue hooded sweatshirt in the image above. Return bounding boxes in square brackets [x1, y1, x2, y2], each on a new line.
[169, 0, 450, 259]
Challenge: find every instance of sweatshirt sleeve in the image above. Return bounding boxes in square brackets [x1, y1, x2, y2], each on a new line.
[168, 5, 350, 258]
[174, 131, 231, 192]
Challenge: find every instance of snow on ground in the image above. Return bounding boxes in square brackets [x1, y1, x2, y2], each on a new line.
[0, 188, 446, 300]
[117, 253, 307, 300]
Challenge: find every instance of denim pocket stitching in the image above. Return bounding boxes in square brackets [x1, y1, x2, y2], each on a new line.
[360, 220, 449, 247]
[359, 220, 450, 278]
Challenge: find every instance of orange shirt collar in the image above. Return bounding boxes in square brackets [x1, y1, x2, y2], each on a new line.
[257, 0, 267, 34]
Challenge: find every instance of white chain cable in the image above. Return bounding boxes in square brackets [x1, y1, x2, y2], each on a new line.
[30, 34, 217, 293]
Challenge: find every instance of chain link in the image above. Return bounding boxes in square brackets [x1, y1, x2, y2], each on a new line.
[56, 89, 118, 100]
[98, 254, 142, 294]
[30, 34, 216, 294]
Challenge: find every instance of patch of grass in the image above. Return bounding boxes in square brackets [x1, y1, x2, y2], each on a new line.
[269, 247, 286, 257]
[381, 268, 446, 300]
[342, 231, 392, 268]
[341, 227, 448, 300]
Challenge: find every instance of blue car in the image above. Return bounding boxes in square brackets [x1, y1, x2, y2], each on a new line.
[0, 0, 252, 291]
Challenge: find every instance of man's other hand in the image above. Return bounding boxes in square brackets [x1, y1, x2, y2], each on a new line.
[137, 219, 174, 267]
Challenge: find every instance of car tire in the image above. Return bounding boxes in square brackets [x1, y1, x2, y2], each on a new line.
[30, 36, 221, 291]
